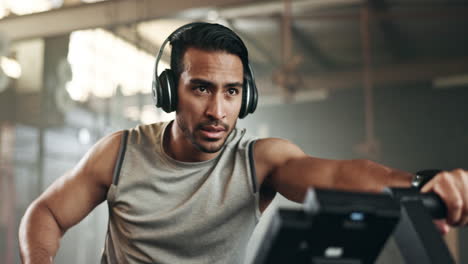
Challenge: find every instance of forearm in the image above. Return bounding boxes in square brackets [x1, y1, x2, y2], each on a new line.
[334, 159, 413, 192]
[19, 201, 64, 264]
[271, 157, 414, 202]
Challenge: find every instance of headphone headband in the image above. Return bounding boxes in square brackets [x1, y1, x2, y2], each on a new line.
[153, 22, 208, 85]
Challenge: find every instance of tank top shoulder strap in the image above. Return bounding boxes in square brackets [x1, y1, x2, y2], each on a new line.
[112, 130, 129, 186]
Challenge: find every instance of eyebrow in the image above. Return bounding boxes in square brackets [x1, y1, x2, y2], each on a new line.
[190, 78, 243, 88]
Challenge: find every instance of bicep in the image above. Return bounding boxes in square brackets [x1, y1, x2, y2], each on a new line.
[35, 132, 122, 232]
[255, 138, 341, 202]
[37, 169, 107, 232]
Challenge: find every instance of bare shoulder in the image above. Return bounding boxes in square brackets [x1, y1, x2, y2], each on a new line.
[77, 130, 126, 188]
[253, 138, 307, 184]
[254, 138, 306, 163]
[27, 130, 128, 232]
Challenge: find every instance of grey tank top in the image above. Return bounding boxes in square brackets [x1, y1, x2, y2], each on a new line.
[101, 122, 260, 264]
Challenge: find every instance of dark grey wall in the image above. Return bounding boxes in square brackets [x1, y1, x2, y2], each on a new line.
[240, 85, 468, 171]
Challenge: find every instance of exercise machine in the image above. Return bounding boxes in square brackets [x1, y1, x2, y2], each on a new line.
[252, 187, 453, 264]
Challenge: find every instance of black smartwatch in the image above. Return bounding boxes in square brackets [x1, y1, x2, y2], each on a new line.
[412, 169, 442, 189]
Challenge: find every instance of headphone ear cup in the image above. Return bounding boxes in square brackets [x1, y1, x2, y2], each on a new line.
[152, 78, 160, 108]
[239, 64, 258, 118]
[239, 76, 258, 119]
[158, 69, 177, 113]
[249, 80, 258, 114]
[239, 80, 249, 119]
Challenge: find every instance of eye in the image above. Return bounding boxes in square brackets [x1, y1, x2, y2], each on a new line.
[194, 86, 208, 93]
[227, 88, 239, 96]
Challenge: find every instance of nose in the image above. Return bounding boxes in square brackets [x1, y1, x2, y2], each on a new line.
[205, 93, 226, 120]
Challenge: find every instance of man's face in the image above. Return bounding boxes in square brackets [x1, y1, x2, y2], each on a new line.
[175, 47, 244, 154]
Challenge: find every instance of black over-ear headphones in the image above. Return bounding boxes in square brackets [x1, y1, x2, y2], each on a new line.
[151, 22, 258, 119]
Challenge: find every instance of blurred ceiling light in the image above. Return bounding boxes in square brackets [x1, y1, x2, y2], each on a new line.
[81, 0, 107, 3]
[68, 29, 155, 101]
[206, 10, 220, 21]
[0, 2, 8, 19]
[1, 56, 22, 79]
[66, 81, 89, 102]
[433, 74, 468, 89]
[78, 127, 91, 145]
[5, 0, 61, 15]
[138, 20, 189, 49]
[140, 106, 159, 124]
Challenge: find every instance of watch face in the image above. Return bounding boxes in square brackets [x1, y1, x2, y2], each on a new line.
[412, 174, 423, 188]
[413, 170, 442, 189]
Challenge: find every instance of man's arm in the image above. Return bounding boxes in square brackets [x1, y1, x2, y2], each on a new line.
[254, 138, 468, 231]
[18, 131, 124, 264]
[254, 138, 413, 203]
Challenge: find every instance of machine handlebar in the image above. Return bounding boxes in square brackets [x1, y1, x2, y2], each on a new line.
[390, 188, 447, 219]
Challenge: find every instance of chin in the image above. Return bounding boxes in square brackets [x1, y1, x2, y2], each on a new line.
[197, 141, 224, 153]
[191, 125, 236, 154]
[199, 146, 222, 154]
[194, 137, 227, 153]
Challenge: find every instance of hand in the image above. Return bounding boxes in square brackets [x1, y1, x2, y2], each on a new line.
[433, 219, 450, 235]
[421, 169, 468, 233]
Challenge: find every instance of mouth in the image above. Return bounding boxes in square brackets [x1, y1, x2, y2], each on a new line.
[199, 125, 227, 139]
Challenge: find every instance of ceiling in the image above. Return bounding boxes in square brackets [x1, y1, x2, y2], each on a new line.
[136, 0, 468, 96]
[1, 0, 468, 102]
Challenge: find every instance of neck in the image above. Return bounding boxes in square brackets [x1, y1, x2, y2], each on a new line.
[163, 121, 220, 162]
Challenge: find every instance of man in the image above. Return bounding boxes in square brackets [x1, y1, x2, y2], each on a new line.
[19, 22, 468, 264]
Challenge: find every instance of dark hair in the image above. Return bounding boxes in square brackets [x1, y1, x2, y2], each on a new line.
[169, 23, 249, 87]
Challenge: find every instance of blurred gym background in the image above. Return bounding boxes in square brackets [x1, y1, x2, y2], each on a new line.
[0, 0, 467, 263]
